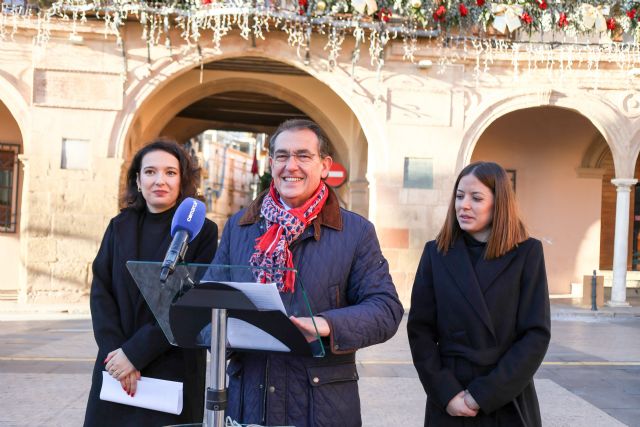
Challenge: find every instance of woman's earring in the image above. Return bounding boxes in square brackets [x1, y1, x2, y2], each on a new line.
[137, 186, 142, 192]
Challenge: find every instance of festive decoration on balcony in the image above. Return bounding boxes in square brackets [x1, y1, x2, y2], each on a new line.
[1, 0, 639, 79]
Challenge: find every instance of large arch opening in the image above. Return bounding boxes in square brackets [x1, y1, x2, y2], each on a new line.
[0, 99, 23, 300]
[470, 106, 605, 294]
[117, 56, 369, 229]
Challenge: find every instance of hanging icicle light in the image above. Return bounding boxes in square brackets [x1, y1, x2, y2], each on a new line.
[0, 0, 639, 78]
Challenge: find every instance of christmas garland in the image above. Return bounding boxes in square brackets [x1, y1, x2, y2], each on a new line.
[2, 0, 640, 70]
[3, 0, 640, 41]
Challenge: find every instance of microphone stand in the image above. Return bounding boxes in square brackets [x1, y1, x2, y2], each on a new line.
[207, 308, 228, 427]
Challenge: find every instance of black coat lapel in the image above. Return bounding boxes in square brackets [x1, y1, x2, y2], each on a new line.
[441, 236, 496, 338]
[475, 246, 518, 293]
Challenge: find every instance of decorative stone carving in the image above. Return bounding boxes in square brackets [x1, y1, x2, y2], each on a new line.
[462, 88, 481, 112]
[621, 91, 640, 118]
[535, 88, 554, 106]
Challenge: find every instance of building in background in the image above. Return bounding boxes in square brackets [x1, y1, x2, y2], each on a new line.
[1, 1, 640, 307]
[197, 130, 262, 231]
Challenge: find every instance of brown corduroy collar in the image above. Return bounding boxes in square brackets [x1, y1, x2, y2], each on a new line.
[238, 185, 343, 240]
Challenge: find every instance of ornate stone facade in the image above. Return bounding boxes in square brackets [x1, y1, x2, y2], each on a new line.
[1, 19, 640, 306]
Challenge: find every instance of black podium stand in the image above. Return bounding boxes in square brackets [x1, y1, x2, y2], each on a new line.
[126, 262, 325, 427]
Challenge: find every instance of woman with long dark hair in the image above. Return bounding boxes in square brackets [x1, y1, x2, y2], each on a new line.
[408, 161, 550, 427]
[84, 139, 218, 426]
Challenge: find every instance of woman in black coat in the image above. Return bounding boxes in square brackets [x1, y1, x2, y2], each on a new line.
[84, 139, 218, 427]
[407, 161, 550, 427]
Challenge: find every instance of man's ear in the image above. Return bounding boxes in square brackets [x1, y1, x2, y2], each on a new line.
[321, 156, 333, 179]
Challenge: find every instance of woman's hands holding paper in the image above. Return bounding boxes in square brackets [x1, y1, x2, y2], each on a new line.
[105, 348, 139, 396]
[120, 370, 141, 397]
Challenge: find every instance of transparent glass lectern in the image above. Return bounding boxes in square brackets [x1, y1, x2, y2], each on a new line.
[126, 262, 325, 427]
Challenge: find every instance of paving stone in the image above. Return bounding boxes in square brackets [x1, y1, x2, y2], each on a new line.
[0, 312, 638, 426]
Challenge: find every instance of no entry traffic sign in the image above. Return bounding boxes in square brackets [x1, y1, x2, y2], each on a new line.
[325, 162, 348, 187]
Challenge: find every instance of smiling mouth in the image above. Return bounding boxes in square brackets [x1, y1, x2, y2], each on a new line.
[283, 177, 303, 182]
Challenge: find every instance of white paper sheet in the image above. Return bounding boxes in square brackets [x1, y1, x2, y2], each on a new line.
[200, 281, 292, 352]
[99, 371, 183, 415]
[216, 281, 286, 313]
[227, 317, 291, 352]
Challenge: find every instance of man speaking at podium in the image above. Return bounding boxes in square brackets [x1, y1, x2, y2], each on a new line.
[212, 119, 404, 426]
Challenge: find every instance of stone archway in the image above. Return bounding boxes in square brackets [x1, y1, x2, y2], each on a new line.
[0, 86, 27, 301]
[468, 105, 608, 295]
[0, 76, 29, 149]
[459, 90, 628, 173]
[459, 90, 638, 298]
[113, 55, 372, 218]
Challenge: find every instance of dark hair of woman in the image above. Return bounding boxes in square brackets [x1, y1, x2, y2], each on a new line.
[122, 138, 201, 211]
[436, 161, 528, 259]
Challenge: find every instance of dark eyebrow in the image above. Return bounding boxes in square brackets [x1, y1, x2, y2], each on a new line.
[142, 166, 178, 170]
[274, 149, 314, 154]
[456, 190, 487, 195]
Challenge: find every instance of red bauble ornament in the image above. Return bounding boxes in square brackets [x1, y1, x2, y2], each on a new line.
[558, 12, 568, 28]
[433, 5, 447, 22]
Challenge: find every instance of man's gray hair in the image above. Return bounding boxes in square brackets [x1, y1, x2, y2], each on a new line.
[269, 119, 332, 158]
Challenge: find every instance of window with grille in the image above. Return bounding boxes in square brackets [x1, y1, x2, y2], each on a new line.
[0, 144, 19, 233]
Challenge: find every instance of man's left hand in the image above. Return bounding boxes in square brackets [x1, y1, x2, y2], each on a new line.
[289, 316, 330, 342]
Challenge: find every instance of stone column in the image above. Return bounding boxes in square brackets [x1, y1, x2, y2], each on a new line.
[609, 178, 637, 307]
[17, 154, 29, 304]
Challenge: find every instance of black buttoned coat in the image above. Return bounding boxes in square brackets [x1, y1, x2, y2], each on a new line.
[407, 236, 550, 427]
[83, 208, 218, 427]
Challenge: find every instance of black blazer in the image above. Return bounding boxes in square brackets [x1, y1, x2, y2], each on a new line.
[407, 236, 550, 427]
[84, 208, 218, 427]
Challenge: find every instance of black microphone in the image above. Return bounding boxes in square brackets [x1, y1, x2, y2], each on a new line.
[160, 198, 207, 283]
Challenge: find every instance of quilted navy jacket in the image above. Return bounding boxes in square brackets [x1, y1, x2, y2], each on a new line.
[213, 188, 404, 427]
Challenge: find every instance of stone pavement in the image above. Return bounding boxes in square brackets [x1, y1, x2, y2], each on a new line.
[0, 301, 639, 426]
[549, 296, 640, 320]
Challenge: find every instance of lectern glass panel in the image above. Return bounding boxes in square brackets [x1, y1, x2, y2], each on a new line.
[126, 262, 324, 357]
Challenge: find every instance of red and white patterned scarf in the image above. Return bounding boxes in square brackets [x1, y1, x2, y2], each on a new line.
[249, 181, 328, 292]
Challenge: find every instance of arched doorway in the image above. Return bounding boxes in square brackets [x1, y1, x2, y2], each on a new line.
[0, 99, 23, 301]
[160, 89, 315, 228]
[116, 56, 370, 227]
[470, 106, 605, 295]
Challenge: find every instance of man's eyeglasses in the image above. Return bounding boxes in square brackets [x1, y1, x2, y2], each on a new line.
[272, 152, 319, 164]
